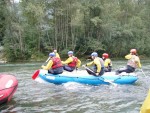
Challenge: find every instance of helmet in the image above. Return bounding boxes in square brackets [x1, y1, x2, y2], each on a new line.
[102, 53, 109, 58]
[130, 49, 137, 54]
[91, 52, 98, 57]
[49, 52, 55, 57]
[68, 51, 73, 55]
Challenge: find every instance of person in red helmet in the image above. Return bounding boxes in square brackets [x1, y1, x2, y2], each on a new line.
[102, 53, 112, 72]
[116, 49, 141, 74]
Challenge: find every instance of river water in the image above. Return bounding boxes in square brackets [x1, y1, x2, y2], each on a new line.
[0, 60, 150, 113]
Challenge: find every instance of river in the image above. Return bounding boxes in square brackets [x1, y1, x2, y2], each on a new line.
[0, 60, 150, 113]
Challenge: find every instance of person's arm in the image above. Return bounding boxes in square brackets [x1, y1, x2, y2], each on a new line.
[93, 58, 101, 73]
[125, 54, 132, 59]
[76, 59, 81, 68]
[136, 57, 142, 68]
[138, 61, 142, 68]
[86, 61, 94, 66]
[41, 60, 53, 70]
[62, 57, 73, 64]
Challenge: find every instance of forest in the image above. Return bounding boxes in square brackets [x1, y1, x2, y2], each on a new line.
[0, 0, 150, 61]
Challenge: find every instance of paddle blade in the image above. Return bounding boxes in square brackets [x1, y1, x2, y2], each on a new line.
[104, 79, 118, 87]
[32, 70, 40, 80]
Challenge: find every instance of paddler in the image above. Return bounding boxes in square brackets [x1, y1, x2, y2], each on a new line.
[102, 53, 112, 72]
[82, 52, 105, 76]
[41, 52, 63, 74]
[116, 49, 141, 74]
[53, 49, 60, 58]
[62, 51, 81, 72]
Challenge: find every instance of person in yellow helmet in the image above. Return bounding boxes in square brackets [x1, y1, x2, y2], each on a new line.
[53, 49, 60, 58]
[41, 52, 63, 74]
[116, 49, 141, 74]
[62, 51, 81, 72]
[140, 90, 150, 113]
[102, 53, 112, 72]
[83, 52, 105, 76]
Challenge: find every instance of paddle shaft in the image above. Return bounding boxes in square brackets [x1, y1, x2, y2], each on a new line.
[83, 66, 97, 76]
[141, 68, 146, 76]
[102, 79, 118, 87]
[83, 66, 117, 86]
[45, 57, 50, 63]
[32, 57, 50, 80]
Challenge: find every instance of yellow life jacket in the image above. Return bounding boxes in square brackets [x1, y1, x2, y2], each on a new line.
[104, 58, 112, 67]
[127, 55, 139, 68]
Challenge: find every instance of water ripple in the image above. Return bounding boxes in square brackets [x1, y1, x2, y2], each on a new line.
[0, 60, 150, 113]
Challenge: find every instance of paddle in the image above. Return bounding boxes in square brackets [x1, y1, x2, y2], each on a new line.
[32, 69, 40, 80]
[82, 65, 117, 86]
[32, 57, 50, 80]
[140, 68, 146, 76]
[100, 77, 118, 87]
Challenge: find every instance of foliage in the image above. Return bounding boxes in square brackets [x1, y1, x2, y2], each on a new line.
[0, 0, 150, 61]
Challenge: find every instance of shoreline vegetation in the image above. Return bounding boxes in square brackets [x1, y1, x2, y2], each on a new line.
[1, 1, 150, 62]
[0, 53, 149, 63]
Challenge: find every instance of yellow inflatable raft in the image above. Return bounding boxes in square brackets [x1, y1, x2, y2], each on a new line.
[140, 90, 150, 113]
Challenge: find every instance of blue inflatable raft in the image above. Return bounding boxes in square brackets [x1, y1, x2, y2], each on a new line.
[32, 69, 138, 85]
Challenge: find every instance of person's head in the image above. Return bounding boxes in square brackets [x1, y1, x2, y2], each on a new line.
[53, 49, 57, 53]
[49, 52, 55, 58]
[68, 51, 73, 57]
[130, 49, 137, 55]
[102, 53, 109, 59]
[91, 52, 98, 59]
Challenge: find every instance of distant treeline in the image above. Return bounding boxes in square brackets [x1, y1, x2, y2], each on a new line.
[0, 0, 150, 61]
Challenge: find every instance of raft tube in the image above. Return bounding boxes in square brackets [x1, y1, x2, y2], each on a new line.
[0, 74, 18, 105]
[32, 69, 138, 85]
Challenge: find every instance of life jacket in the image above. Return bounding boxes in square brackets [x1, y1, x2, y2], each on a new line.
[127, 55, 139, 68]
[68, 57, 78, 68]
[99, 57, 104, 68]
[51, 57, 63, 69]
[94, 57, 104, 70]
[105, 58, 112, 67]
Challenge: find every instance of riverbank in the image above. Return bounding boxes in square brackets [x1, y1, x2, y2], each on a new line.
[0, 49, 7, 63]
[1, 51, 149, 63]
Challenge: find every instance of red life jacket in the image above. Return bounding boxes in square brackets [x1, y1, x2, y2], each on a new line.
[51, 57, 63, 69]
[68, 57, 78, 68]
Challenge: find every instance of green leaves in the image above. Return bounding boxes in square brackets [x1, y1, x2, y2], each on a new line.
[1, 0, 150, 61]
[90, 17, 102, 26]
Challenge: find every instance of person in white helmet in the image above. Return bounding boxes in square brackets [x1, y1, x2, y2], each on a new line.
[62, 51, 81, 72]
[42, 52, 63, 74]
[83, 52, 104, 76]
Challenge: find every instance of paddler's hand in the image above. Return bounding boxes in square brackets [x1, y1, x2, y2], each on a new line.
[41, 65, 44, 69]
[82, 65, 85, 67]
[61, 61, 65, 64]
[96, 73, 99, 76]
